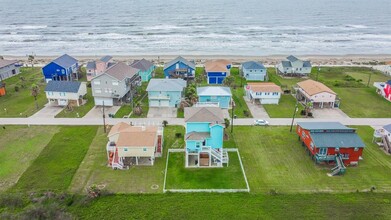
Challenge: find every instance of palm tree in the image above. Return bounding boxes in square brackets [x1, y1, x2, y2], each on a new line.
[133, 101, 143, 116]
[31, 83, 40, 109]
[223, 76, 235, 87]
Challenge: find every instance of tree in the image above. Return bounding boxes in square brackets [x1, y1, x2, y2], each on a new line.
[162, 120, 168, 127]
[133, 101, 143, 116]
[223, 76, 235, 87]
[31, 83, 40, 109]
[28, 54, 35, 67]
[224, 118, 230, 129]
[185, 83, 198, 105]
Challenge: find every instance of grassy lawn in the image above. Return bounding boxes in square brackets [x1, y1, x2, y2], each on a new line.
[0, 126, 60, 192]
[114, 83, 149, 118]
[0, 67, 47, 117]
[233, 126, 391, 193]
[69, 126, 185, 194]
[154, 66, 164, 78]
[55, 87, 94, 118]
[165, 152, 247, 190]
[263, 94, 304, 118]
[177, 107, 184, 118]
[229, 67, 252, 118]
[12, 126, 98, 192]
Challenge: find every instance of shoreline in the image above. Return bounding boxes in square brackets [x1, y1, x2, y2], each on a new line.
[2, 54, 391, 66]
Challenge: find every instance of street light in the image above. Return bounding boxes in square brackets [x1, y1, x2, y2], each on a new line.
[290, 102, 299, 133]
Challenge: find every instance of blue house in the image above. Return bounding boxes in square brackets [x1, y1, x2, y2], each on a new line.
[42, 54, 78, 83]
[241, 61, 267, 81]
[131, 58, 155, 82]
[184, 107, 228, 167]
[146, 79, 187, 107]
[204, 59, 231, 84]
[196, 86, 232, 109]
[163, 56, 195, 79]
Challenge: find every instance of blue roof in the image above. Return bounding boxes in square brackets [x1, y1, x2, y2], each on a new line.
[164, 56, 195, 70]
[45, 80, 81, 93]
[311, 132, 365, 148]
[242, 61, 265, 70]
[386, 80, 391, 85]
[383, 124, 391, 133]
[281, 61, 292, 68]
[303, 61, 312, 67]
[100, 55, 112, 62]
[287, 55, 299, 62]
[297, 122, 352, 130]
[51, 54, 78, 68]
[86, 61, 96, 69]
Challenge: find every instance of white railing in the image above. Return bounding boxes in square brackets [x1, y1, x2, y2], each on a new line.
[194, 102, 219, 107]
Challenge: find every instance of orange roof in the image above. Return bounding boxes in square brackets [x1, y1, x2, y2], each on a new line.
[204, 59, 231, 72]
[108, 123, 158, 147]
[297, 79, 336, 96]
[246, 82, 282, 93]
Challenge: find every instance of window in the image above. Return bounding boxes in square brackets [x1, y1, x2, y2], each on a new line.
[354, 147, 359, 151]
[272, 92, 279, 96]
[94, 80, 101, 85]
[143, 148, 147, 152]
[196, 143, 200, 148]
[335, 147, 340, 152]
[319, 148, 327, 155]
[112, 81, 118, 86]
[124, 148, 128, 152]
[60, 92, 65, 96]
[95, 89, 102, 94]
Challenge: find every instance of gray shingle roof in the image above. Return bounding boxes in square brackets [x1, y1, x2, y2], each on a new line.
[311, 132, 365, 148]
[287, 55, 299, 62]
[51, 54, 78, 68]
[146, 79, 186, 92]
[0, 59, 17, 69]
[44, 80, 81, 93]
[185, 132, 211, 140]
[303, 61, 312, 67]
[383, 124, 391, 133]
[164, 56, 195, 70]
[297, 122, 352, 130]
[197, 86, 232, 96]
[242, 61, 265, 70]
[86, 61, 96, 70]
[105, 62, 139, 81]
[131, 58, 154, 71]
[100, 55, 112, 62]
[281, 61, 292, 68]
[184, 107, 225, 124]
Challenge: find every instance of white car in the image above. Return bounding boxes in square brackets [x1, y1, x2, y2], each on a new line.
[254, 119, 269, 126]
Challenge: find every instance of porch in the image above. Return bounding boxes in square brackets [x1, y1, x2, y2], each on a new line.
[185, 146, 228, 168]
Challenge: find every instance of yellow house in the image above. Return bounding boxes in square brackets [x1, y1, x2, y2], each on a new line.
[106, 122, 163, 169]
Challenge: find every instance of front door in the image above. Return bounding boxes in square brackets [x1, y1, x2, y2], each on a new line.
[319, 148, 327, 155]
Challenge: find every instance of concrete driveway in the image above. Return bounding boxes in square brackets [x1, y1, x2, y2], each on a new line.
[311, 108, 350, 119]
[147, 107, 177, 118]
[84, 106, 121, 118]
[243, 96, 270, 119]
[30, 103, 64, 118]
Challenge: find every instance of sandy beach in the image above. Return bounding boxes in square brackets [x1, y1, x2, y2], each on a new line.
[2, 54, 391, 67]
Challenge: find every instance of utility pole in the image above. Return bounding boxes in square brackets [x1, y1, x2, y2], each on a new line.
[103, 101, 106, 133]
[290, 102, 299, 133]
[231, 101, 235, 133]
[367, 67, 373, 87]
[316, 65, 321, 81]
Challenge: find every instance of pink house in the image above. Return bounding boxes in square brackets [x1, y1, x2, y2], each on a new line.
[86, 56, 113, 81]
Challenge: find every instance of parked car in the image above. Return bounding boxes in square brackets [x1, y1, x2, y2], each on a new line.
[254, 119, 269, 126]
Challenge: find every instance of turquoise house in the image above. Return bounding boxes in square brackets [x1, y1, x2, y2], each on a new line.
[184, 107, 228, 168]
[146, 78, 186, 107]
[196, 86, 232, 109]
[131, 59, 155, 82]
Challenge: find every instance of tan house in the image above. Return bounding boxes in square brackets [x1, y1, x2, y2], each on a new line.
[106, 122, 163, 169]
[295, 79, 338, 108]
[244, 82, 282, 104]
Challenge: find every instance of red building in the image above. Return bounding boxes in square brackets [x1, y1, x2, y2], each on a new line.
[384, 80, 391, 101]
[0, 82, 6, 96]
[296, 122, 365, 166]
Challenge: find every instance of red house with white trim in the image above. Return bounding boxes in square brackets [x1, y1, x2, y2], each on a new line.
[296, 122, 365, 168]
[374, 80, 391, 102]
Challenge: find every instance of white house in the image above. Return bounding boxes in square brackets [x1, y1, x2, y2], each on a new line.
[0, 59, 20, 80]
[45, 81, 87, 106]
[241, 61, 267, 81]
[277, 55, 312, 76]
[244, 82, 282, 104]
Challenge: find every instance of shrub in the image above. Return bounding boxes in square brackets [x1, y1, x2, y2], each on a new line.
[162, 120, 168, 127]
[175, 133, 182, 138]
[14, 85, 20, 92]
[0, 194, 25, 209]
[307, 112, 313, 117]
[243, 110, 250, 117]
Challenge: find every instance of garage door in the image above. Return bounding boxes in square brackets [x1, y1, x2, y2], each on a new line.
[217, 77, 224, 84]
[208, 77, 217, 84]
[150, 100, 159, 107]
[94, 97, 113, 106]
[160, 100, 169, 107]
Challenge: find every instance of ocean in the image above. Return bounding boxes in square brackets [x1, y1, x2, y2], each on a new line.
[0, 0, 390, 56]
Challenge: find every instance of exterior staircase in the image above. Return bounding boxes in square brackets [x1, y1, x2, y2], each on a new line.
[383, 136, 391, 153]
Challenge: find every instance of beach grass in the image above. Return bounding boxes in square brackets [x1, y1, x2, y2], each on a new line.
[55, 87, 95, 118]
[0, 67, 47, 117]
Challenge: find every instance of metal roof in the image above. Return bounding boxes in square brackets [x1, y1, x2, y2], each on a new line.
[44, 80, 81, 93]
[281, 61, 292, 68]
[164, 56, 195, 70]
[131, 58, 154, 71]
[242, 61, 266, 70]
[286, 55, 299, 62]
[297, 122, 351, 130]
[100, 55, 112, 62]
[146, 78, 186, 92]
[311, 132, 365, 148]
[184, 107, 225, 123]
[197, 86, 232, 96]
[86, 61, 96, 70]
[51, 54, 78, 68]
[383, 124, 391, 133]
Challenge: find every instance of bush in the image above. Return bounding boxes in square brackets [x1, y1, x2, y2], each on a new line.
[243, 110, 250, 117]
[0, 194, 25, 209]
[307, 112, 313, 117]
[175, 133, 182, 138]
[14, 85, 20, 92]
[300, 110, 306, 115]
[162, 120, 168, 127]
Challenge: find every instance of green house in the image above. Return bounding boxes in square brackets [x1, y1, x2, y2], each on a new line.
[130, 58, 155, 82]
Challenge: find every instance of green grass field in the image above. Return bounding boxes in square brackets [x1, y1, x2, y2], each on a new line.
[263, 94, 304, 118]
[55, 87, 95, 118]
[0, 67, 47, 117]
[114, 83, 149, 118]
[11, 126, 97, 192]
[165, 152, 247, 190]
[0, 126, 60, 192]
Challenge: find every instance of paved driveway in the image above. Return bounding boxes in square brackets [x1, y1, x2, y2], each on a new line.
[311, 108, 350, 119]
[147, 107, 177, 118]
[84, 106, 121, 118]
[30, 103, 64, 118]
[243, 96, 270, 119]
